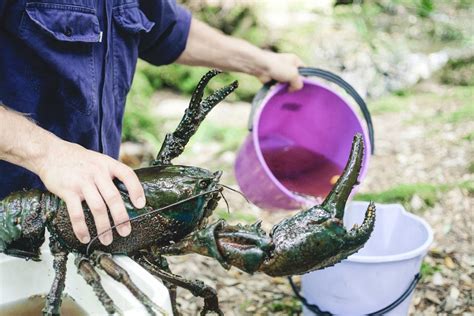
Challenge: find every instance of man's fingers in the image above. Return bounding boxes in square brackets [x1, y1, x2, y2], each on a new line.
[112, 163, 146, 209]
[293, 55, 305, 68]
[96, 176, 131, 237]
[288, 76, 304, 92]
[64, 195, 90, 244]
[82, 185, 113, 246]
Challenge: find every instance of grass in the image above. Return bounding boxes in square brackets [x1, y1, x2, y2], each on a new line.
[215, 209, 257, 224]
[267, 297, 302, 315]
[462, 132, 474, 142]
[440, 104, 474, 124]
[420, 261, 441, 280]
[355, 181, 473, 210]
[369, 85, 472, 116]
[369, 91, 411, 114]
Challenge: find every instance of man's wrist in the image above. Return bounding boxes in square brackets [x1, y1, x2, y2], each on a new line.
[28, 135, 64, 178]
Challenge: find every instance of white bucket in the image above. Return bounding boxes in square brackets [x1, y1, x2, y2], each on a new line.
[0, 240, 172, 315]
[301, 202, 433, 316]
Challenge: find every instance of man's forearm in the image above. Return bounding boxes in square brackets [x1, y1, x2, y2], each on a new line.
[0, 105, 58, 175]
[177, 18, 304, 90]
[176, 18, 270, 77]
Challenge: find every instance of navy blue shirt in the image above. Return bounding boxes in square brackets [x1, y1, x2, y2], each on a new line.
[0, 0, 191, 198]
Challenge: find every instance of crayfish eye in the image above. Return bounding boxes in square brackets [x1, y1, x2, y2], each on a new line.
[199, 180, 209, 189]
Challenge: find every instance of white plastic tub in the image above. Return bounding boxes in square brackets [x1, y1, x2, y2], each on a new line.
[302, 202, 433, 316]
[0, 241, 172, 315]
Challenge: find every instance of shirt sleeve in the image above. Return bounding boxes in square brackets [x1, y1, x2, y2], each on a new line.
[138, 0, 191, 66]
[0, 0, 6, 22]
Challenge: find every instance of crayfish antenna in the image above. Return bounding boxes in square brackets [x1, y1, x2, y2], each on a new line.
[322, 133, 364, 219]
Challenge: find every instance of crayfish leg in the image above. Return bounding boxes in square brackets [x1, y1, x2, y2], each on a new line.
[74, 255, 116, 315]
[135, 253, 223, 316]
[133, 253, 179, 316]
[42, 238, 68, 316]
[91, 251, 168, 316]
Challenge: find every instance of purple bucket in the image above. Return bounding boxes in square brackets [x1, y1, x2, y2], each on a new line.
[234, 68, 374, 211]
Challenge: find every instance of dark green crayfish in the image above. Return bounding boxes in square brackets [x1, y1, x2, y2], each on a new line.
[0, 70, 375, 316]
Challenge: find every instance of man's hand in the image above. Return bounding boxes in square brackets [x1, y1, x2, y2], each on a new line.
[36, 139, 146, 245]
[0, 106, 145, 246]
[257, 52, 305, 92]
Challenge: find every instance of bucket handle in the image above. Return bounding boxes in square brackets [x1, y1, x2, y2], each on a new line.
[248, 67, 375, 154]
[288, 273, 421, 316]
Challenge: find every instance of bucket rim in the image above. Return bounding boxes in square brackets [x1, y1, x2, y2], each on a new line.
[251, 78, 372, 207]
[346, 202, 434, 263]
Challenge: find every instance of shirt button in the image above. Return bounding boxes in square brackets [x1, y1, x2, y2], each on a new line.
[65, 27, 73, 36]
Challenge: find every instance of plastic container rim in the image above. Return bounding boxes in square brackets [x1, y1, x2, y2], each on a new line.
[345, 202, 434, 264]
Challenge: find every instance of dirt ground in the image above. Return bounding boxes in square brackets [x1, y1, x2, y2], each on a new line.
[121, 78, 473, 315]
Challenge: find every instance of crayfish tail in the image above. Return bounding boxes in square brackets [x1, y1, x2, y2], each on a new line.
[0, 189, 51, 261]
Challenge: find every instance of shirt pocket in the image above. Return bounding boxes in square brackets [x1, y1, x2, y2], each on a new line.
[112, 2, 154, 106]
[19, 2, 101, 115]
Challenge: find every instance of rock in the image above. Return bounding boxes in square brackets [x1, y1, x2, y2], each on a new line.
[425, 291, 442, 305]
[449, 286, 460, 300]
[444, 256, 456, 269]
[410, 194, 424, 211]
[444, 296, 459, 312]
[245, 305, 257, 312]
[432, 272, 444, 286]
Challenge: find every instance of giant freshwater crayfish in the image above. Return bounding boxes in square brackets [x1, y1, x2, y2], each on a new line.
[0, 70, 375, 315]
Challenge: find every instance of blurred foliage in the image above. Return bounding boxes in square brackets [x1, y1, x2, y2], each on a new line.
[141, 63, 261, 102]
[440, 57, 474, 86]
[123, 0, 472, 144]
[415, 0, 435, 18]
[190, 122, 247, 154]
[123, 1, 269, 142]
[130, 1, 269, 104]
[122, 69, 163, 146]
[468, 161, 474, 174]
[463, 132, 474, 142]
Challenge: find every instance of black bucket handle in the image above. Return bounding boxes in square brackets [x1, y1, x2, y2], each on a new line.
[247, 67, 375, 154]
[288, 273, 421, 315]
